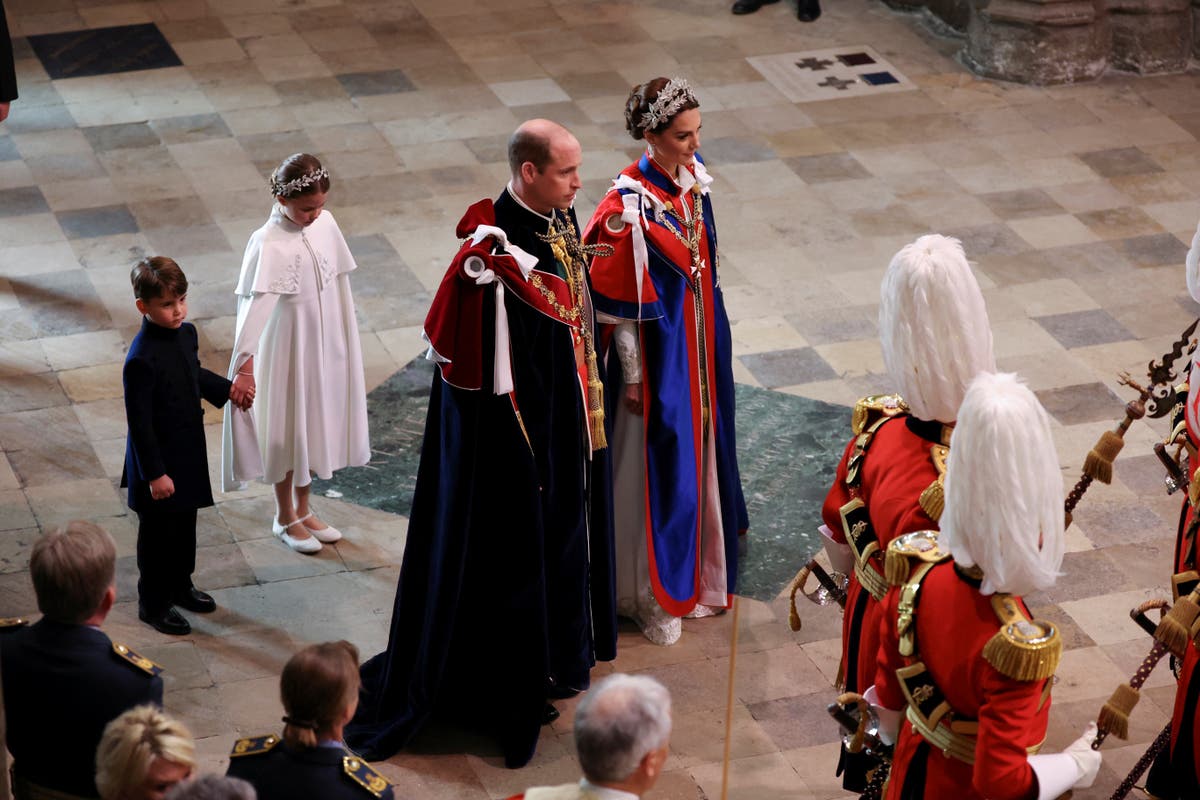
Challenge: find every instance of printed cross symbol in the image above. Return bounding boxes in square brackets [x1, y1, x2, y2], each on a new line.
[818, 76, 857, 90]
[795, 57, 834, 71]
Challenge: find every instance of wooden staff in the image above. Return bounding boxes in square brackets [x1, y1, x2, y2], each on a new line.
[720, 595, 741, 800]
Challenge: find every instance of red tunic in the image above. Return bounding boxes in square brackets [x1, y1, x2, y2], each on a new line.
[874, 563, 1048, 800]
[821, 414, 943, 693]
[1175, 360, 1200, 573]
[1150, 638, 1200, 797]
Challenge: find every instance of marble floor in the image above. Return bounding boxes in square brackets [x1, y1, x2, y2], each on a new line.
[2, 0, 1200, 798]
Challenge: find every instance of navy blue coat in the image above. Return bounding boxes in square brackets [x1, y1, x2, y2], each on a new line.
[0, 619, 164, 797]
[122, 318, 231, 513]
[226, 740, 395, 800]
[346, 190, 617, 769]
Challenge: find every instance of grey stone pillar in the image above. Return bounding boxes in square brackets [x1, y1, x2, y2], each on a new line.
[964, 0, 1110, 84]
[1108, 0, 1192, 73]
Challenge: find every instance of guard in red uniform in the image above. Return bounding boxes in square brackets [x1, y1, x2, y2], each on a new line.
[869, 372, 1101, 800]
[821, 234, 994, 699]
[1168, 219, 1200, 575]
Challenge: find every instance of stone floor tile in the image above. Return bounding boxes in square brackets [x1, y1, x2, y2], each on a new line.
[740, 347, 838, 389]
[1114, 232, 1189, 268]
[977, 187, 1066, 219]
[747, 692, 843, 751]
[1008, 213, 1100, 249]
[1034, 309, 1136, 350]
[783, 152, 870, 183]
[1075, 206, 1166, 240]
[24, 477, 125, 528]
[55, 203, 139, 239]
[0, 185, 51, 217]
[1077, 146, 1165, 178]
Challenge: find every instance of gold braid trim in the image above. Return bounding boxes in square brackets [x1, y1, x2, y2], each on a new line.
[851, 394, 909, 436]
[883, 530, 949, 587]
[540, 217, 611, 451]
[918, 445, 948, 522]
[982, 594, 1061, 681]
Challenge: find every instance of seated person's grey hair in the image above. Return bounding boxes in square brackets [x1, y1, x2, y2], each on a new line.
[165, 775, 256, 800]
[574, 673, 671, 783]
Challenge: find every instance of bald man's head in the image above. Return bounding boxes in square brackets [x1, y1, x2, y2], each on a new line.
[507, 119, 571, 177]
[508, 119, 582, 213]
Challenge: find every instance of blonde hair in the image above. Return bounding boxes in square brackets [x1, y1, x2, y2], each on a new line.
[879, 234, 995, 423]
[940, 372, 1064, 597]
[96, 706, 195, 800]
[30, 521, 116, 623]
[280, 641, 360, 749]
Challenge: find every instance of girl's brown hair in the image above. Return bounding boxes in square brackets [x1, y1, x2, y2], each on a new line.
[280, 640, 360, 749]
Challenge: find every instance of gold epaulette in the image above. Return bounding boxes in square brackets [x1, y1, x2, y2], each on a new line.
[884, 530, 950, 586]
[918, 445, 949, 522]
[0, 617, 29, 630]
[981, 595, 1061, 681]
[112, 642, 164, 676]
[343, 755, 392, 798]
[229, 734, 280, 757]
[851, 394, 909, 435]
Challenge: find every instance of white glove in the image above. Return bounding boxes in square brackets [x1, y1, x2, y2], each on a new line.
[862, 685, 903, 746]
[1027, 723, 1101, 800]
[819, 524, 854, 575]
[1063, 722, 1102, 788]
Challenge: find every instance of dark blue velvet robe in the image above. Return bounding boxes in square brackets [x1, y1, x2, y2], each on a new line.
[346, 189, 616, 769]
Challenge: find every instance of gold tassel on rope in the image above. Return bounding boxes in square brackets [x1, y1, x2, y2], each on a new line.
[1083, 430, 1124, 484]
[1155, 591, 1200, 657]
[1096, 682, 1139, 741]
[587, 353, 607, 450]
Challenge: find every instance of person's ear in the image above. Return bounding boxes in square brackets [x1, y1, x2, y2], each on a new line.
[135, 298, 148, 316]
[100, 584, 116, 616]
[520, 161, 538, 184]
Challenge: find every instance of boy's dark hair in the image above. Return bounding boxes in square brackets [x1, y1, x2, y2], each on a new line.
[131, 256, 188, 301]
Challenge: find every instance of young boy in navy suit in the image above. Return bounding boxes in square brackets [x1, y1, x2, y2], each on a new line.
[122, 257, 253, 635]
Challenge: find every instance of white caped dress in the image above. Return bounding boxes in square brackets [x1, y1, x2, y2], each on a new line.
[221, 205, 369, 491]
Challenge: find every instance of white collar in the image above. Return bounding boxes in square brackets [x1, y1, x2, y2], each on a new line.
[506, 181, 555, 224]
[580, 779, 639, 800]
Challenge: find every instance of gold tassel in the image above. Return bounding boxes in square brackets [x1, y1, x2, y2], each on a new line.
[586, 351, 607, 451]
[981, 630, 1061, 681]
[1155, 594, 1200, 657]
[1096, 683, 1139, 741]
[918, 479, 944, 521]
[1083, 430, 1124, 484]
[835, 692, 869, 754]
[786, 566, 809, 632]
[884, 548, 911, 587]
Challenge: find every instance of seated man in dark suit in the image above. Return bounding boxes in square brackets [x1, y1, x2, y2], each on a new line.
[1, 521, 165, 800]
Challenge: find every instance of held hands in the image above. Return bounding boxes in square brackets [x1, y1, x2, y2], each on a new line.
[149, 474, 175, 501]
[230, 372, 256, 411]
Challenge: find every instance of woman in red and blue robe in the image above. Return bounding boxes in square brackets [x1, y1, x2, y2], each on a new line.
[584, 77, 747, 645]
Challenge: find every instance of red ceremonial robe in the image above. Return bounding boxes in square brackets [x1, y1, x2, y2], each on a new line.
[584, 152, 747, 617]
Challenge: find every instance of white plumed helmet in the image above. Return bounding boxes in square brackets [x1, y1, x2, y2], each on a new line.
[879, 234, 996, 423]
[940, 371, 1064, 597]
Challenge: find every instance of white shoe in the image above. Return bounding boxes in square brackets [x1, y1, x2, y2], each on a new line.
[272, 517, 322, 554]
[636, 590, 681, 646]
[299, 512, 342, 543]
[684, 604, 726, 619]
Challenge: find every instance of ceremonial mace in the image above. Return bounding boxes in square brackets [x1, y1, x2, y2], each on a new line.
[1063, 319, 1197, 526]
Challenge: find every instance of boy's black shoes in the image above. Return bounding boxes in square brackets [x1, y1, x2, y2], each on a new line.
[175, 587, 216, 614]
[731, 0, 779, 13]
[139, 606, 192, 636]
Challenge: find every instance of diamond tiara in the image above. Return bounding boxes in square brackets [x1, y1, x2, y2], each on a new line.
[270, 167, 329, 197]
[639, 77, 697, 132]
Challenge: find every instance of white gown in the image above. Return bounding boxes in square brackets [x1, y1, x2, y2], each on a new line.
[220, 205, 370, 491]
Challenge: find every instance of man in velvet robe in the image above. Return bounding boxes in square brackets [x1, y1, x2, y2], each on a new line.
[347, 119, 616, 769]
